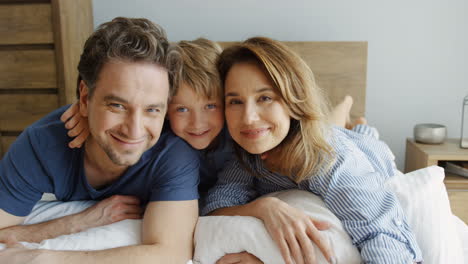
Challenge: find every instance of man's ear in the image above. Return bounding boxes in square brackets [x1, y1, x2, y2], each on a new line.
[78, 80, 90, 117]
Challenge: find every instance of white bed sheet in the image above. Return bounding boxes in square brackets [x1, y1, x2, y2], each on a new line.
[0, 166, 466, 264]
[0, 199, 466, 263]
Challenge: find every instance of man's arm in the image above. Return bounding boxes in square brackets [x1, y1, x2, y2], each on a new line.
[0, 200, 198, 264]
[0, 209, 24, 233]
[0, 195, 143, 243]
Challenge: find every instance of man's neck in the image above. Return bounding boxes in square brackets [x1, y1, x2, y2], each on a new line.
[83, 138, 128, 189]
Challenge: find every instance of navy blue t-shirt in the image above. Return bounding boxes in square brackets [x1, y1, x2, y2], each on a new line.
[0, 106, 200, 217]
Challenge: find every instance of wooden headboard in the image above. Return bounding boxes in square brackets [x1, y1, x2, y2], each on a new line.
[219, 41, 368, 119]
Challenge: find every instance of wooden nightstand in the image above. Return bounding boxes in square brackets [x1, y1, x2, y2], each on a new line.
[405, 138, 468, 223]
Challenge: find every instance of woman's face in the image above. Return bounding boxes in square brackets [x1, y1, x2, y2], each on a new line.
[224, 62, 290, 154]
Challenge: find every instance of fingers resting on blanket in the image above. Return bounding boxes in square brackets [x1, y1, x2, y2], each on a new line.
[0, 237, 43, 264]
[76, 195, 143, 232]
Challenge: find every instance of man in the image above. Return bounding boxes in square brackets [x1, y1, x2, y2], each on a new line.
[0, 17, 199, 263]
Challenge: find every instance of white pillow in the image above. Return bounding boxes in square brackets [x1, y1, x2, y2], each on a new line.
[385, 166, 464, 264]
[194, 166, 465, 264]
[0, 200, 141, 251]
[193, 191, 361, 264]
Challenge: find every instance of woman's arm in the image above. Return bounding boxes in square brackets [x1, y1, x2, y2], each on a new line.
[204, 160, 334, 264]
[310, 131, 422, 263]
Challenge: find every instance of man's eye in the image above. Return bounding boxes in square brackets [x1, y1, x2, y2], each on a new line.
[206, 103, 217, 110]
[109, 103, 125, 110]
[176, 107, 188, 113]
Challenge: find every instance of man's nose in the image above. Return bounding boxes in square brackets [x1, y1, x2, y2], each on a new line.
[125, 112, 145, 139]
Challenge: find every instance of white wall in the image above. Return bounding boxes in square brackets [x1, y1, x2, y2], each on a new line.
[93, 0, 468, 170]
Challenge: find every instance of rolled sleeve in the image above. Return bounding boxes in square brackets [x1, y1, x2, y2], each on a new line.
[0, 131, 44, 216]
[310, 134, 422, 263]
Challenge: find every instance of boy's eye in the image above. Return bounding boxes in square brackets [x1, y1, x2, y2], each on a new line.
[259, 96, 272, 102]
[176, 107, 188, 113]
[206, 103, 217, 110]
[147, 108, 161, 113]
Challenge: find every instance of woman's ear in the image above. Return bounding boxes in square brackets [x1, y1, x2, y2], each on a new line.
[78, 80, 89, 117]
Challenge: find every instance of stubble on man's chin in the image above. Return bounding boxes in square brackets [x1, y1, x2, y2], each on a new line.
[100, 142, 139, 167]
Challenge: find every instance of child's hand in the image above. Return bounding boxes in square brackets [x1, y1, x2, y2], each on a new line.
[60, 102, 89, 148]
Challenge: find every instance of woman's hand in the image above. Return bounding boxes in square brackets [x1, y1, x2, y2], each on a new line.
[216, 252, 263, 264]
[60, 102, 89, 148]
[255, 197, 335, 264]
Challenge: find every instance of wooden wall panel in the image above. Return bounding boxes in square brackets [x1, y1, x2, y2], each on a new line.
[52, 0, 94, 105]
[0, 3, 53, 45]
[0, 49, 56, 89]
[219, 41, 368, 119]
[0, 94, 58, 131]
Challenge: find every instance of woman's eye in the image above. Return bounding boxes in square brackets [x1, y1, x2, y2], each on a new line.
[176, 107, 188, 113]
[259, 96, 272, 102]
[228, 99, 242, 105]
[206, 103, 217, 110]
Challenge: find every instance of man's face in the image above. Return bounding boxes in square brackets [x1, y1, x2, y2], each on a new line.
[80, 60, 169, 167]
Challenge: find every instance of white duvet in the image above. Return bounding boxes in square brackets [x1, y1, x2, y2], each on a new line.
[0, 166, 466, 264]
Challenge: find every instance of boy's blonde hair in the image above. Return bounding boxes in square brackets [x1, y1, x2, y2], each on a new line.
[168, 38, 223, 100]
[218, 37, 334, 183]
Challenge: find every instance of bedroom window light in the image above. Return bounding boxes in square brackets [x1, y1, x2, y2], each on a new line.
[461, 95, 468, 148]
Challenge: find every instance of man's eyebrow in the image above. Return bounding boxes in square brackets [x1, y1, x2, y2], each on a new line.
[104, 95, 166, 109]
[103, 95, 129, 104]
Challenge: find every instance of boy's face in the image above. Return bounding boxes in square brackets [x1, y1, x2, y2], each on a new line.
[168, 83, 224, 150]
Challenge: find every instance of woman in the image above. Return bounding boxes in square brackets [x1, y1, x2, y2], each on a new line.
[203, 37, 422, 264]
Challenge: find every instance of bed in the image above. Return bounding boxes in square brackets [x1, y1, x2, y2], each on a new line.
[0, 41, 466, 264]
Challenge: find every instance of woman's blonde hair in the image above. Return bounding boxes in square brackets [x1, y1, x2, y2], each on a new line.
[167, 38, 223, 101]
[218, 37, 334, 182]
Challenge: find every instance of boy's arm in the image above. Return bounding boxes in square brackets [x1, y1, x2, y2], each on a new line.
[0, 195, 142, 243]
[0, 200, 199, 264]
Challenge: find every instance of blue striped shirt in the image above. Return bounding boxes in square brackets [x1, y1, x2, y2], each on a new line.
[202, 125, 422, 264]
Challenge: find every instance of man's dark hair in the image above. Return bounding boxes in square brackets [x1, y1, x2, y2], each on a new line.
[76, 17, 178, 98]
